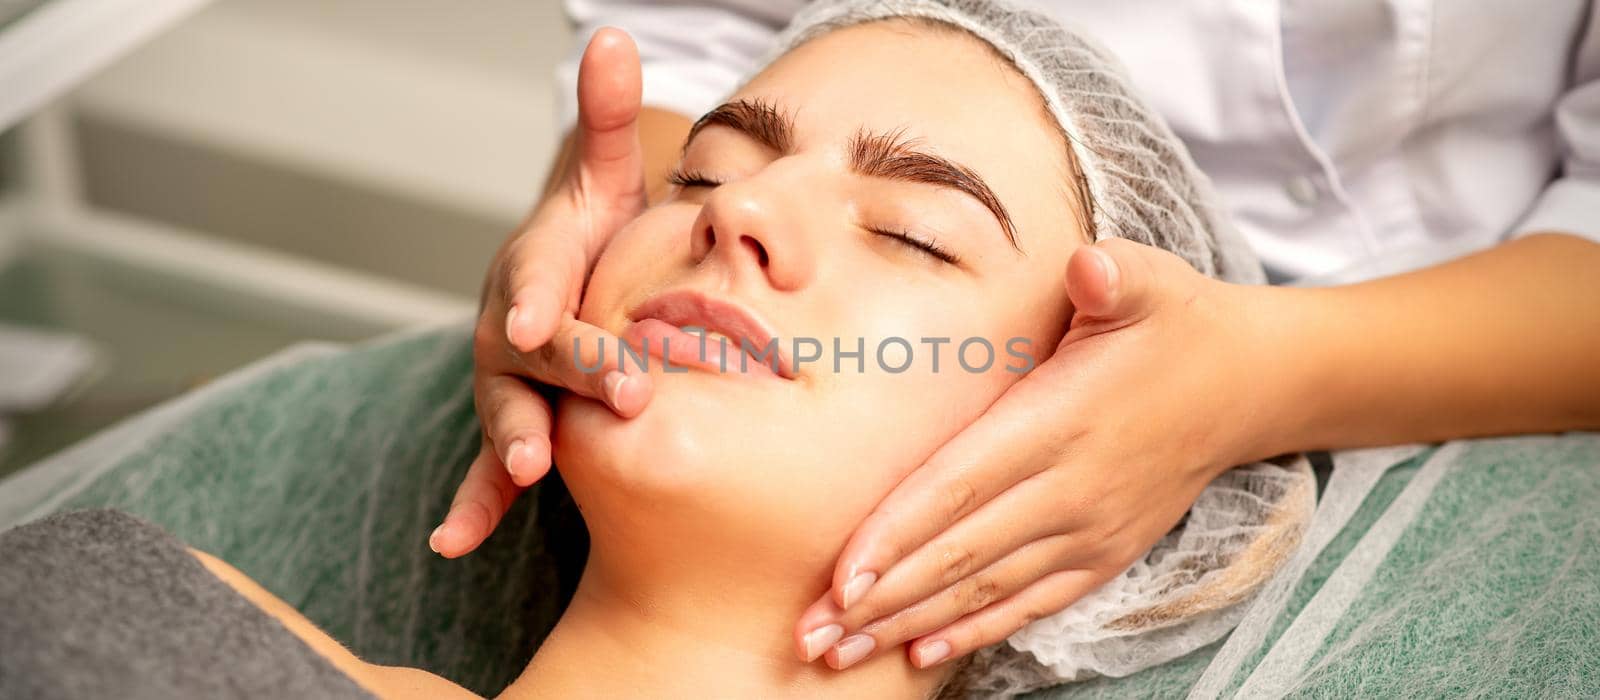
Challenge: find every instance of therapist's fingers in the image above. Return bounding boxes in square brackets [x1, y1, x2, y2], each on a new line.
[478, 374, 555, 486]
[502, 230, 588, 354]
[820, 538, 1083, 669]
[799, 474, 1087, 646]
[431, 446, 524, 559]
[512, 315, 653, 418]
[1063, 239, 1179, 337]
[907, 569, 1107, 669]
[825, 357, 1074, 612]
[574, 27, 646, 201]
[504, 27, 644, 352]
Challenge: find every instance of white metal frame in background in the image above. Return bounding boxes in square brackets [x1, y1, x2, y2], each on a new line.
[0, 0, 475, 332]
[0, 0, 211, 133]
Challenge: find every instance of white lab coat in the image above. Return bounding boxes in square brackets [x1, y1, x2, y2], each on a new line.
[557, 0, 1599, 284]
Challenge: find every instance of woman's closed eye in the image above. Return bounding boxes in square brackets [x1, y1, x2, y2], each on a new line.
[867, 226, 961, 265]
[666, 167, 962, 267]
[666, 167, 722, 189]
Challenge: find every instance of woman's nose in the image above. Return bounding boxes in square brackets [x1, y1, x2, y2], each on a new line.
[689, 179, 816, 292]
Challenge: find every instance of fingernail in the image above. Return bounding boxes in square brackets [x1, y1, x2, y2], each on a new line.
[830, 634, 875, 670]
[913, 640, 952, 668]
[802, 623, 844, 662]
[505, 306, 522, 346]
[1091, 247, 1119, 292]
[603, 371, 628, 411]
[840, 571, 877, 610]
[428, 523, 448, 554]
[504, 440, 526, 476]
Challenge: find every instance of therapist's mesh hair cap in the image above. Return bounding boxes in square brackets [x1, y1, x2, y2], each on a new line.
[751, 1, 1297, 696]
[759, 0, 1266, 285]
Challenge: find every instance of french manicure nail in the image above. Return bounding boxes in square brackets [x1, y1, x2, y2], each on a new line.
[505, 306, 522, 345]
[428, 523, 447, 554]
[1092, 247, 1119, 291]
[914, 640, 951, 668]
[840, 571, 878, 610]
[831, 634, 876, 669]
[603, 371, 628, 410]
[504, 440, 526, 476]
[802, 623, 844, 662]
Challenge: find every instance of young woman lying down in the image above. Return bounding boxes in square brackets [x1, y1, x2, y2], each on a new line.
[0, 1, 1312, 697]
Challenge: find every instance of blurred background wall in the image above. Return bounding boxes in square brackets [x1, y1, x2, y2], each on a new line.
[0, 0, 574, 473]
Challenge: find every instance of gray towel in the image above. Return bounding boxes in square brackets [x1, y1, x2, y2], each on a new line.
[0, 509, 374, 699]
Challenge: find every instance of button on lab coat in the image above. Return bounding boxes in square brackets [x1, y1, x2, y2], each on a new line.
[557, 0, 1599, 284]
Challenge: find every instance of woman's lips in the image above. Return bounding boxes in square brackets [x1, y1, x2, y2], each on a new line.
[624, 290, 793, 379]
[620, 318, 782, 378]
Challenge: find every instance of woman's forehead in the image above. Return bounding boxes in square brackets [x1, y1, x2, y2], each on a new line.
[745, 23, 1041, 138]
[730, 26, 1078, 247]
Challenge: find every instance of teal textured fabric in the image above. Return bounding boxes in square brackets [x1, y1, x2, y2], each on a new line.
[15, 327, 585, 696]
[1042, 438, 1600, 699]
[9, 326, 1598, 697]
[1035, 459, 1425, 700]
[1273, 436, 1598, 697]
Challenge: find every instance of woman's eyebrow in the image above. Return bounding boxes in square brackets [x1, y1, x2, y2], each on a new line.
[685, 99, 794, 154]
[848, 128, 1020, 250]
[684, 99, 1020, 251]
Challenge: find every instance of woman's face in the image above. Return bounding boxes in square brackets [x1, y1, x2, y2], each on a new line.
[556, 20, 1085, 571]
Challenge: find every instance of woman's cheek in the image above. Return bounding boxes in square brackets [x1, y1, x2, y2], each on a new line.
[578, 219, 683, 326]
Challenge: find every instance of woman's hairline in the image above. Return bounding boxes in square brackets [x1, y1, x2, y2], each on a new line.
[730, 15, 1101, 246]
[880, 16, 1098, 245]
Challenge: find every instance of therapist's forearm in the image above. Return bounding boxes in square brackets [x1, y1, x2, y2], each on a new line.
[539, 106, 694, 204]
[1246, 232, 1600, 459]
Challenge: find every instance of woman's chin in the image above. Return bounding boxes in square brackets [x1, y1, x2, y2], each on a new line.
[551, 366, 924, 560]
[554, 372, 774, 497]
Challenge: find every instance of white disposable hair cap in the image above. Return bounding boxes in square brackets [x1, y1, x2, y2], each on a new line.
[756, 0, 1267, 286]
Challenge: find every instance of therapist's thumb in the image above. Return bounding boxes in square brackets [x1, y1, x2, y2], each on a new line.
[1064, 238, 1160, 324]
[575, 27, 645, 198]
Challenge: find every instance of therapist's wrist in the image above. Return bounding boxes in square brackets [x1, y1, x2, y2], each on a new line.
[1220, 282, 1334, 465]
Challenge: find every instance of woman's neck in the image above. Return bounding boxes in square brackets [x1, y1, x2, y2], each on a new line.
[497, 548, 945, 699]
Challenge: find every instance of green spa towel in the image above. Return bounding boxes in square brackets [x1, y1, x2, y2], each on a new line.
[6, 326, 1597, 697]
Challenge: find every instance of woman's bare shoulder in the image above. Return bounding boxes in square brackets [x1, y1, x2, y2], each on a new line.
[189, 549, 478, 700]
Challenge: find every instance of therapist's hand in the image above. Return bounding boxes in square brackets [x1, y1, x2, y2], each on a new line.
[430, 28, 656, 558]
[793, 239, 1277, 669]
